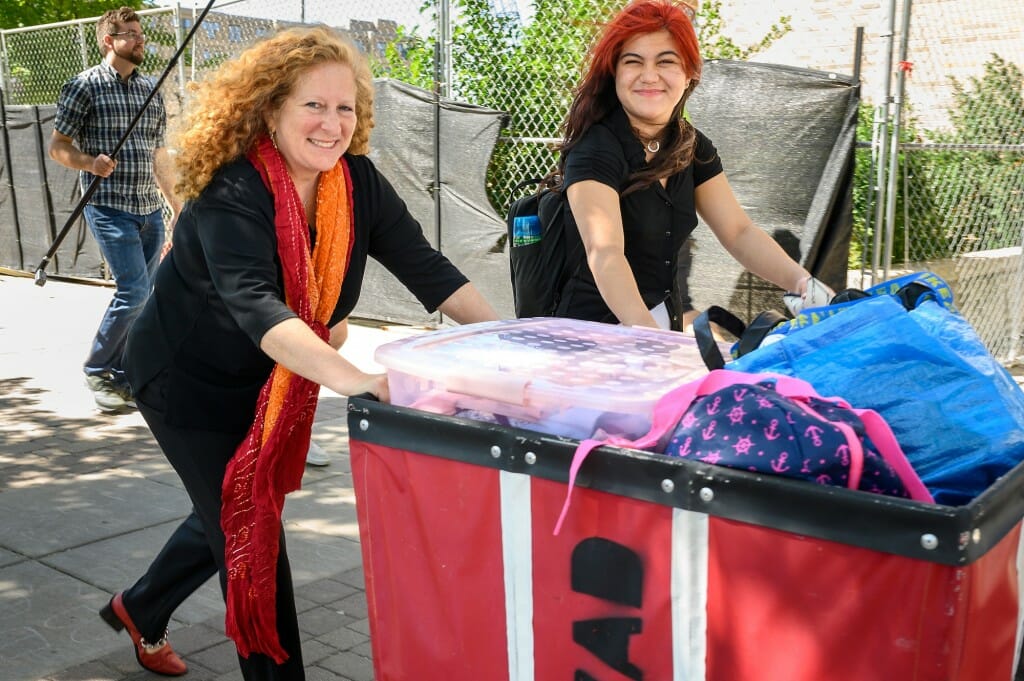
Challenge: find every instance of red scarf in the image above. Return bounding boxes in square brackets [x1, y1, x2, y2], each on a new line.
[221, 136, 354, 662]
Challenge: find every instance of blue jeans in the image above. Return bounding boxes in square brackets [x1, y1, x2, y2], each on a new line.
[83, 204, 164, 387]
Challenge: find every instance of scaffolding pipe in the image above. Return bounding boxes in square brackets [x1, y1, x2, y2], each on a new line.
[432, 0, 449, 322]
[871, 0, 898, 280]
[882, 0, 913, 280]
[1010, 244, 1024, 364]
[173, 5, 186, 103]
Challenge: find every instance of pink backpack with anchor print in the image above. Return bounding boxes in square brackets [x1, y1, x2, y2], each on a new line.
[555, 370, 932, 534]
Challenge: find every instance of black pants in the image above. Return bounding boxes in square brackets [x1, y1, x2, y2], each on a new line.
[122, 378, 305, 680]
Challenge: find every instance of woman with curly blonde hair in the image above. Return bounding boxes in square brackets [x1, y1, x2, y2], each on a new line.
[99, 24, 497, 680]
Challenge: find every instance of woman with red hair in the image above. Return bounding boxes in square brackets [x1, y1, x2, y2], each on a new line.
[551, 0, 831, 329]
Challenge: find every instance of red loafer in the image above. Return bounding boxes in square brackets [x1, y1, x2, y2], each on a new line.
[99, 592, 187, 676]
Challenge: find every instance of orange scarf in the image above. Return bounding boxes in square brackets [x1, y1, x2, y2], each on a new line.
[221, 136, 354, 662]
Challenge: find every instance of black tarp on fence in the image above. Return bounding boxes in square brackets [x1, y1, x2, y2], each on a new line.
[353, 79, 511, 324]
[683, 59, 859, 317]
[0, 103, 104, 278]
[0, 62, 856, 324]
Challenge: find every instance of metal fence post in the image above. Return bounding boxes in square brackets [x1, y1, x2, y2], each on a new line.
[0, 32, 9, 94]
[438, 0, 451, 99]
[882, 0, 913, 280]
[173, 5, 186, 103]
[77, 21, 88, 71]
[873, 0, 897, 280]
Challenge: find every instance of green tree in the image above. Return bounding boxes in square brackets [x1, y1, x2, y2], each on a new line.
[854, 54, 1023, 268]
[697, 0, 791, 60]
[851, 101, 947, 268]
[0, 0, 147, 30]
[930, 54, 1024, 254]
[2, 1, 161, 105]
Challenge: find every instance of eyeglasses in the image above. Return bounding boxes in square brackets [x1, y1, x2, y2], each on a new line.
[109, 31, 146, 41]
[682, 5, 696, 20]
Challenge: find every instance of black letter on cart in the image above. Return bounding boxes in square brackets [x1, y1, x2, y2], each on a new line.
[571, 538, 643, 679]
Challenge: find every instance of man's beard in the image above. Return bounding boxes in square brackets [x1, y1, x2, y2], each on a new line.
[114, 44, 144, 66]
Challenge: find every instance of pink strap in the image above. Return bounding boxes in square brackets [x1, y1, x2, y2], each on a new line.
[553, 370, 932, 535]
[554, 370, 806, 534]
[772, 372, 931, 502]
[852, 408, 934, 503]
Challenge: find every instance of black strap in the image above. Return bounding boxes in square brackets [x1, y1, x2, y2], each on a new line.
[830, 288, 871, 304]
[693, 306, 747, 370]
[895, 282, 934, 311]
[694, 306, 788, 370]
[737, 310, 787, 357]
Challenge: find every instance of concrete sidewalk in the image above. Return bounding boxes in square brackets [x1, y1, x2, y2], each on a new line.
[0, 272, 420, 681]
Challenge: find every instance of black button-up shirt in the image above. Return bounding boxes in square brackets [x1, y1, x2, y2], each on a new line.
[125, 154, 468, 431]
[557, 104, 723, 324]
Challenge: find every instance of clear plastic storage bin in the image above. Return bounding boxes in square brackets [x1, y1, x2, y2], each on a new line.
[374, 317, 726, 440]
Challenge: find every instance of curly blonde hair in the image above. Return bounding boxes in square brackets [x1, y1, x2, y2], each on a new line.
[173, 25, 375, 199]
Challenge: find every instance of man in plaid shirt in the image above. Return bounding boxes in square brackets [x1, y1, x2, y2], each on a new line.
[49, 6, 180, 412]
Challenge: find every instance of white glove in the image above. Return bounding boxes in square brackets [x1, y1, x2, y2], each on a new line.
[783, 276, 834, 316]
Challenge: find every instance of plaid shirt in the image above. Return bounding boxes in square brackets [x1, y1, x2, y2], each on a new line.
[54, 61, 166, 215]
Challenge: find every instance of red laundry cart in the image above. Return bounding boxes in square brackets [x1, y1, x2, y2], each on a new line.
[348, 397, 1024, 681]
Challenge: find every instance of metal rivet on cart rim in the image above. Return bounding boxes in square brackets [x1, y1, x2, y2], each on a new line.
[358, 419, 369, 432]
[699, 487, 714, 502]
[490, 445, 502, 459]
[524, 451, 537, 465]
[661, 479, 675, 493]
[972, 528, 981, 544]
[920, 533, 939, 550]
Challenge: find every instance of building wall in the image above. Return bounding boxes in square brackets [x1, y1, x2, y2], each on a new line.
[714, 0, 1024, 131]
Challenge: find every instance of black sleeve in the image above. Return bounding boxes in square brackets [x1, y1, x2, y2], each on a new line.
[355, 156, 469, 311]
[191, 165, 297, 346]
[692, 129, 724, 187]
[562, 124, 630, 192]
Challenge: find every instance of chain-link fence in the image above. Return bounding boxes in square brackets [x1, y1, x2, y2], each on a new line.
[870, 1, 1024, 362]
[1, 0, 1022, 359]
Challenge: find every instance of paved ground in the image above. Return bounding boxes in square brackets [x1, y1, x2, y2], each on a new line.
[0, 272, 421, 681]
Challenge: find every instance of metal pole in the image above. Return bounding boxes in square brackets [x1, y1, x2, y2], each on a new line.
[34, 0, 217, 286]
[852, 26, 864, 84]
[438, 0, 451, 99]
[78, 22, 89, 71]
[0, 32, 9, 95]
[190, 1, 199, 84]
[430, 0, 446, 322]
[852, 27, 871, 287]
[871, 0, 897, 281]
[32, 105, 61, 271]
[1009, 229, 1024, 364]
[882, 0, 912, 280]
[431, 0, 451, 322]
[173, 5, 186, 103]
[0, 85, 24, 269]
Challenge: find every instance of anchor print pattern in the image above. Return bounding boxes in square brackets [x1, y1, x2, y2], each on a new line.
[661, 381, 912, 498]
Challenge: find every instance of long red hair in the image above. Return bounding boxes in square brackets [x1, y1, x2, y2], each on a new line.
[559, 0, 702, 193]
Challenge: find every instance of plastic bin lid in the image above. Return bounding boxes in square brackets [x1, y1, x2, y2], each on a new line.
[374, 317, 726, 413]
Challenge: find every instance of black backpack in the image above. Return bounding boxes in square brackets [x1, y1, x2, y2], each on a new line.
[505, 178, 569, 318]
